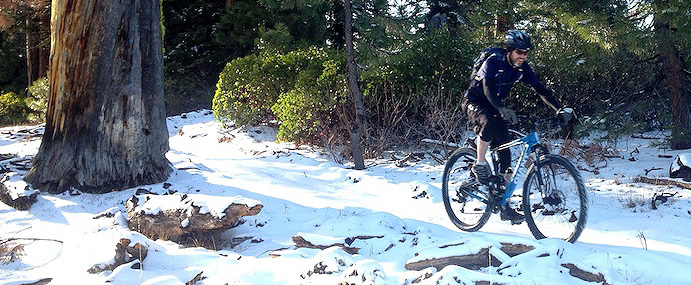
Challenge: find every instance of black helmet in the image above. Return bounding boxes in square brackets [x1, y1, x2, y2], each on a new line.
[506, 30, 534, 50]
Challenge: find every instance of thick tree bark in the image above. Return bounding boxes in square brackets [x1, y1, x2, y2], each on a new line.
[344, 0, 366, 170]
[25, 0, 171, 193]
[654, 18, 691, 149]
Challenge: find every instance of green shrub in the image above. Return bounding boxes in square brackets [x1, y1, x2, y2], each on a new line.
[27, 77, 49, 123]
[213, 54, 273, 127]
[271, 55, 348, 144]
[362, 31, 473, 103]
[214, 47, 348, 144]
[0, 92, 29, 125]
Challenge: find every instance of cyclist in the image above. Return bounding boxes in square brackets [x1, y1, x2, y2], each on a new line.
[463, 30, 574, 221]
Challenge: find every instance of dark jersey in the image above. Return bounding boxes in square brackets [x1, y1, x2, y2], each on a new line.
[465, 54, 560, 111]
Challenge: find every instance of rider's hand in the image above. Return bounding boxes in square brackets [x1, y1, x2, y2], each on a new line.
[557, 107, 575, 124]
[498, 107, 518, 125]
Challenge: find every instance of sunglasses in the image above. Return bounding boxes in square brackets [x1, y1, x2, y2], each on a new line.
[515, 49, 530, 55]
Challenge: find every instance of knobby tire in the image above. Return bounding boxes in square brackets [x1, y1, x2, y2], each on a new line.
[442, 148, 493, 232]
[522, 154, 588, 243]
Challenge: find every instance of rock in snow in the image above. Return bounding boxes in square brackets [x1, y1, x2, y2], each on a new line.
[670, 153, 691, 181]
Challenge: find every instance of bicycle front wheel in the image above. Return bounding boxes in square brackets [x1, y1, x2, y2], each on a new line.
[522, 154, 588, 243]
[442, 148, 492, 232]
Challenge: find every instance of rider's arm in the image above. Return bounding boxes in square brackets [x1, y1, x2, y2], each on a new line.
[478, 57, 505, 110]
[521, 65, 562, 111]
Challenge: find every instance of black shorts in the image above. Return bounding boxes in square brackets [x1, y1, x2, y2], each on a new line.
[465, 101, 510, 144]
[465, 100, 512, 172]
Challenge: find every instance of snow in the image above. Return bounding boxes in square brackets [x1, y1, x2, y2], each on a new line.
[129, 193, 260, 218]
[1, 172, 37, 200]
[672, 153, 691, 172]
[1, 110, 691, 284]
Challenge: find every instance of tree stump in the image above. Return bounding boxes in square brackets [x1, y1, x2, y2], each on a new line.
[126, 194, 262, 246]
[88, 238, 148, 274]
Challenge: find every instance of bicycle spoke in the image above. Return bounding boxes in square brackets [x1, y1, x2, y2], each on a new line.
[523, 154, 588, 243]
[442, 148, 493, 231]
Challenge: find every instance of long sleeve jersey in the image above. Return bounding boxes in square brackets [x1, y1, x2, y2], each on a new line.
[465, 53, 561, 111]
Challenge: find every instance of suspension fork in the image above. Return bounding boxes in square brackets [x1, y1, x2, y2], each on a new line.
[531, 146, 547, 194]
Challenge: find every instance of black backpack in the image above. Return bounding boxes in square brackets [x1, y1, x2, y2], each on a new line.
[469, 47, 507, 81]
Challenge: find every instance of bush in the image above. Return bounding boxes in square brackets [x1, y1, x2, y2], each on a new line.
[271, 56, 348, 144]
[0, 92, 29, 125]
[214, 33, 477, 153]
[213, 54, 269, 127]
[356, 31, 475, 152]
[213, 47, 348, 144]
[27, 77, 49, 123]
[362, 31, 473, 104]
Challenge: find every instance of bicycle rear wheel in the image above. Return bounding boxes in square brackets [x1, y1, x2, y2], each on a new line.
[522, 154, 588, 243]
[442, 148, 493, 231]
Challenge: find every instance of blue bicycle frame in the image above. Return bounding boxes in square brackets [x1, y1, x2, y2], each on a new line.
[490, 131, 541, 207]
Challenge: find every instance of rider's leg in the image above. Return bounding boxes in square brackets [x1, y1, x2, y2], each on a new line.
[493, 123, 512, 186]
[467, 103, 492, 184]
[489, 116, 524, 222]
[476, 139, 490, 163]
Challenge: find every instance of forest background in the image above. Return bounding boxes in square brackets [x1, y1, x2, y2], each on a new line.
[1, 0, 690, 156]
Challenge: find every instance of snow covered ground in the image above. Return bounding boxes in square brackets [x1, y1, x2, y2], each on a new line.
[1, 110, 691, 284]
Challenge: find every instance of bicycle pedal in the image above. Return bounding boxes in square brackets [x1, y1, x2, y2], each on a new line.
[509, 219, 523, 225]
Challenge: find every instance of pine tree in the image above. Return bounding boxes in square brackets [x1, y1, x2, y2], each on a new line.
[26, 0, 171, 193]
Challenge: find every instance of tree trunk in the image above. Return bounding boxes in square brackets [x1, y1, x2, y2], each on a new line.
[329, 0, 346, 49]
[654, 17, 691, 149]
[495, 10, 512, 37]
[343, 0, 366, 170]
[26, 8, 50, 91]
[26, 16, 40, 87]
[25, 0, 171, 193]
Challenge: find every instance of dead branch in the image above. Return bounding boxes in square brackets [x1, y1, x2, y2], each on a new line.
[631, 134, 662, 140]
[292, 235, 361, 254]
[644, 167, 663, 175]
[185, 271, 205, 285]
[1, 237, 64, 246]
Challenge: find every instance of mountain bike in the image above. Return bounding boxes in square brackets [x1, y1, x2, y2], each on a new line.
[441, 130, 588, 243]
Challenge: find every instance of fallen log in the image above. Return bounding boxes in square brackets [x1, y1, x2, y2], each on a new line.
[292, 235, 360, 254]
[127, 193, 262, 246]
[634, 176, 691, 190]
[499, 242, 535, 257]
[405, 240, 535, 271]
[405, 247, 502, 271]
[561, 263, 610, 285]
